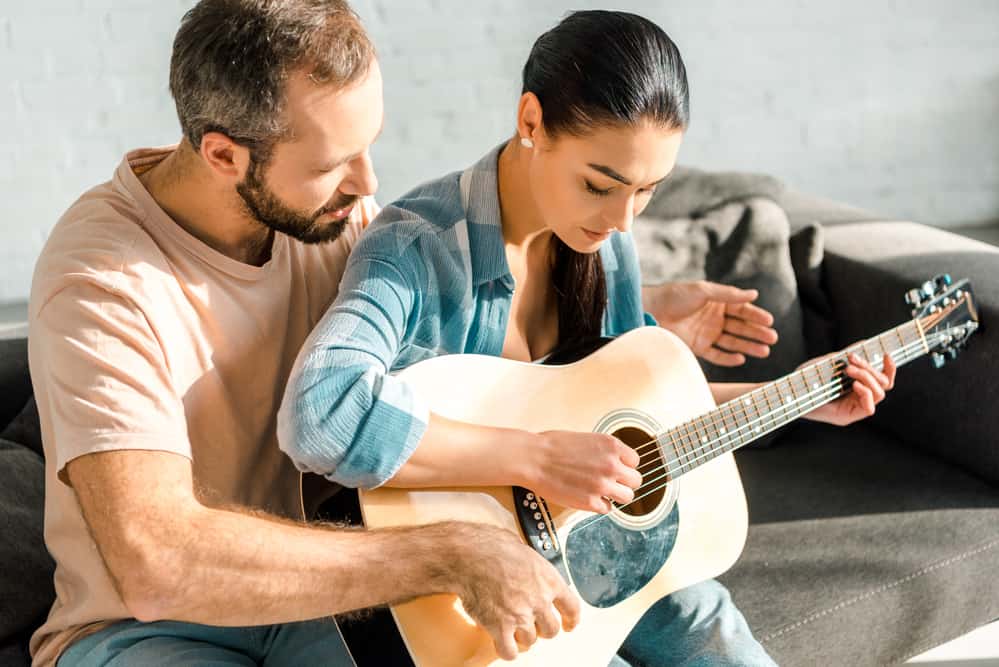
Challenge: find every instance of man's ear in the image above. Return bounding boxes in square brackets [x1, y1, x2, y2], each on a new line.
[200, 132, 250, 182]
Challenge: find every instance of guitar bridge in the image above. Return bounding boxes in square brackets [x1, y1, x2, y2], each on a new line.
[513, 486, 570, 581]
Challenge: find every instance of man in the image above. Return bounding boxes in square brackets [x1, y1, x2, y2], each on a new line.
[28, 1, 780, 665]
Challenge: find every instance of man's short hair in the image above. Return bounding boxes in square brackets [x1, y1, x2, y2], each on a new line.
[169, 0, 375, 160]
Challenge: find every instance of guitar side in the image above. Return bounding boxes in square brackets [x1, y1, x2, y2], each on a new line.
[359, 327, 749, 666]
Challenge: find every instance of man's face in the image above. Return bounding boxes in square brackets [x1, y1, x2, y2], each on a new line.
[237, 60, 384, 244]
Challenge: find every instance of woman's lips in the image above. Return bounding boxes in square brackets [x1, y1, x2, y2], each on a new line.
[582, 227, 611, 242]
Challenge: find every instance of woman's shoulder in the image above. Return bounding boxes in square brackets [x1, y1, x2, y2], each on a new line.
[349, 171, 472, 275]
[368, 171, 465, 235]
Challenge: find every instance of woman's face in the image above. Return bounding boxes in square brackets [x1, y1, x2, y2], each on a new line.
[527, 120, 683, 253]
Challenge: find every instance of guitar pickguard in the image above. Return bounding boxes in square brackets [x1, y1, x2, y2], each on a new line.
[563, 502, 680, 608]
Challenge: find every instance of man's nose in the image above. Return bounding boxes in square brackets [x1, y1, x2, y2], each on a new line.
[341, 150, 379, 197]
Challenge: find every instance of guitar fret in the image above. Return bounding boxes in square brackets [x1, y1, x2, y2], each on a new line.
[661, 298, 971, 481]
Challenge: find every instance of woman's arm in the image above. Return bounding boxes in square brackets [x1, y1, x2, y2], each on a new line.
[708, 353, 895, 426]
[278, 220, 641, 511]
[391, 414, 641, 514]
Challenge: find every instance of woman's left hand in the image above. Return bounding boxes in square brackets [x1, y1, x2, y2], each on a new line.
[805, 353, 897, 426]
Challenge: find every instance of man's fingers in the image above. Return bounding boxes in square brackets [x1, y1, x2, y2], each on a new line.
[553, 589, 581, 631]
[700, 282, 758, 304]
[534, 606, 561, 639]
[716, 333, 771, 359]
[490, 627, 518, 661]
[514, 624, 538, 651]
[724, 300, 774, 327]
[701, 347, 747, 367]
[723, 317, 779, 345]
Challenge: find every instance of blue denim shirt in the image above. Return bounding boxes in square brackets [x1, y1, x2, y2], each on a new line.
[277, 144, 656, 489]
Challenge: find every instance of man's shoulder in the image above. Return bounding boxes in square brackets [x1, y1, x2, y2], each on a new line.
[30, 180, 168, 317]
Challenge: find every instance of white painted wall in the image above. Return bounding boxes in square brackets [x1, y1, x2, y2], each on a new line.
[1, 0, 997, 303]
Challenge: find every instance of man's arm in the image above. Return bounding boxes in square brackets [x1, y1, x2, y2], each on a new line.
[68, 448, 579, 659]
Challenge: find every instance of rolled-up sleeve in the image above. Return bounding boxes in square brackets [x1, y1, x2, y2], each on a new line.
[277, 223, 431, 489]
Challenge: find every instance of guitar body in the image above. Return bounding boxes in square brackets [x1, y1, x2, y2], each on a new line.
[359, 327, 749, 666]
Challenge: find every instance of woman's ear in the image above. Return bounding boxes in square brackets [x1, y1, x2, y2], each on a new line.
[516, 92, 545, 149]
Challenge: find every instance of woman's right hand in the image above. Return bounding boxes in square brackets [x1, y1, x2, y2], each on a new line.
[524, 431, 643, 513]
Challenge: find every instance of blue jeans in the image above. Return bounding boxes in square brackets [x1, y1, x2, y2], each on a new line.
[60, 580, 774, 666]
[616, 579, 777, 667]
[58, 617, 353, 666]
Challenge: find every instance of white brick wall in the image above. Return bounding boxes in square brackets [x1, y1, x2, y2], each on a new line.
[1, 0, 997, 303]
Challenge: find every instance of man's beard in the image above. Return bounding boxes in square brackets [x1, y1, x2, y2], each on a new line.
[236, 159, 358, 245]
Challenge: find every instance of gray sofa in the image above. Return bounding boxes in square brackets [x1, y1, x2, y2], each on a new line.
[1, 174, 997, 666]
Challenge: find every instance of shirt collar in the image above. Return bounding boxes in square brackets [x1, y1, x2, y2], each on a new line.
[459, 143, 513, 287]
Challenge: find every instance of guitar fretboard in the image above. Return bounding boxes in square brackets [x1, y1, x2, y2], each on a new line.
[656, 319, 930, 479]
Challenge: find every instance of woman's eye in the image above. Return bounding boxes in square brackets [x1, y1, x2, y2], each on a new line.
[585, 180, 612, 196]
[639, 186, 657, 196]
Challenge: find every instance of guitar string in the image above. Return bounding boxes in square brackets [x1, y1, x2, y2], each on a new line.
[625, 329, 923, 468]
[626, 327, 911, 464]
[566, 334, 935, 536]
[622, 336, 931, 504]
[572, 335, 933, 534]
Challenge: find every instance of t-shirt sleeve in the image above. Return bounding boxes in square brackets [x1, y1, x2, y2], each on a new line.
[30, 282, 190, 485]
[277, 217, 431, 490]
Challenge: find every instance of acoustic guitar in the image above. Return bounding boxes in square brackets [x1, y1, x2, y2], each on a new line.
[356, 275, 979, 666]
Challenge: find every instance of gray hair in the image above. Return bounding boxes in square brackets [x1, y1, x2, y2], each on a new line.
[169, 0, 375, 161]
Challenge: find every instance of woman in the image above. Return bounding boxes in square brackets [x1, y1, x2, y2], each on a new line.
[278, 10, 894, 665]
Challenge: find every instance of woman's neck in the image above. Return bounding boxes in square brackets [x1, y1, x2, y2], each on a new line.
[496, 137, 553, 259]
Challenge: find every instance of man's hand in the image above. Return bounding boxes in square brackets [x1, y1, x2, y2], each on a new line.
[642, 280, 778, 367]
[451, 524, 581, 660]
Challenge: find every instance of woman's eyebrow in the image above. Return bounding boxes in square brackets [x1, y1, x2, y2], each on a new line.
[588, 163, 671, 187]
[588, 163, 632, 185]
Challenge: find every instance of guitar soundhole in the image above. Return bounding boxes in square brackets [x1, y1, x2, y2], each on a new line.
[612, 426, 667, 517]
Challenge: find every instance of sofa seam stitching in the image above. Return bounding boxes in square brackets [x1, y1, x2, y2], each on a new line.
[759, 536, 999, 644]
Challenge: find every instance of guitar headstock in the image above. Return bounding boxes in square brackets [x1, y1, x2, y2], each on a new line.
[905, 274, 980, 368]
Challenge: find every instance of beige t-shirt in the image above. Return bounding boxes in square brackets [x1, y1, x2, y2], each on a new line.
[28, 146, 376, 666]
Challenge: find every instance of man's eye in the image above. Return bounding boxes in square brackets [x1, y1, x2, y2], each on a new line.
[585, 180, 612, 196]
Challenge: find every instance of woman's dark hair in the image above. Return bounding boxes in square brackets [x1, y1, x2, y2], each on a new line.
[522, 10, 689, 348]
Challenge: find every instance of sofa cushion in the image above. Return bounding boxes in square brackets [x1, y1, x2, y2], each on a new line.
[633, 195, 811, 386]
[821, 221, 999, 487]
[1, 398, 42, 460]
[0, 338, 31, 430]
[0, 438, 54, 648]
[722, 421, 999, 666]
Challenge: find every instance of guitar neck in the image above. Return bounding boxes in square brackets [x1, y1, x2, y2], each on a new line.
[661, 319, 931, 478]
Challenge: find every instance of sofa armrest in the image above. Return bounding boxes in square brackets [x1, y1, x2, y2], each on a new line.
[818, 222, 999, 485]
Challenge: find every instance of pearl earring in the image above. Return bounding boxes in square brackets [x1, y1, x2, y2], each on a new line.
[520, 137, 534, 149]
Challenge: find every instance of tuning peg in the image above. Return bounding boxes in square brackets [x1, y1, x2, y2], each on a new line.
[905, 288, 924, 308]
[947, 348, 960, 361]
[931, 352, 946, 368]
[933, 274, 953, 292]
